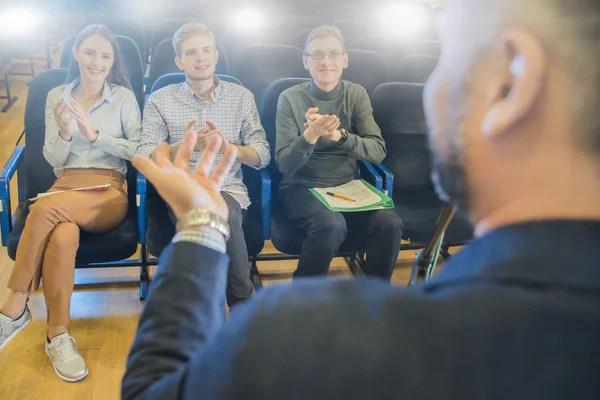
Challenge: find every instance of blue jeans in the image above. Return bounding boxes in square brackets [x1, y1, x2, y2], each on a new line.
[279, 186, 404, 280]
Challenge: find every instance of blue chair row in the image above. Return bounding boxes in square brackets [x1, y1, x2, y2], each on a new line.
[146, 73, 388, 278]
[0, 69, 393, 300]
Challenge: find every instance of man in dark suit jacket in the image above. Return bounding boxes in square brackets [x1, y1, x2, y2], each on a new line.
[122, 0, 600, 398]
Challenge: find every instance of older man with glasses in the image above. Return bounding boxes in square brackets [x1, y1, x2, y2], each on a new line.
[275, 25, 403, 280]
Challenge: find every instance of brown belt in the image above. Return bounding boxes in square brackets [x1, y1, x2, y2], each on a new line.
[60, 168, 125, 182]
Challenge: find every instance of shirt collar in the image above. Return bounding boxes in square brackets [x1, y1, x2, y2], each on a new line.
[182, 76, 223, 103]
[422, 220, 600, 292]
[309, 79, 343, 101]
[60, 78, 113, 104]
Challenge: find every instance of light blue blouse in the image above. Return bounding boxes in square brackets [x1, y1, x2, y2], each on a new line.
[43, 79, 142, 176]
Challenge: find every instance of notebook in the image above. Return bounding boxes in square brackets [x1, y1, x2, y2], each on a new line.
[310, 180, 394, 212]
[29, 184, 111, 202]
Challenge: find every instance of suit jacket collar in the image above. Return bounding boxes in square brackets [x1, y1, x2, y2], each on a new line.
[423, 220, 600, 293]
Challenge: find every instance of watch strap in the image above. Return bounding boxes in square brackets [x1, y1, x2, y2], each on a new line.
[336, 128, 349, 145]
[176, 208, 230, 240]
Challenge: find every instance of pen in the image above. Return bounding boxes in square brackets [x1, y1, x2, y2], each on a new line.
[326, 192, 355, 202]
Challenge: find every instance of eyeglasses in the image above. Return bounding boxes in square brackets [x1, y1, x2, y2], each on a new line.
[305, 51, 346, 61]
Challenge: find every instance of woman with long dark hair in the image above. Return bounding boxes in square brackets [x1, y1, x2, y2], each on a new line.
[0, 24, 141, 382]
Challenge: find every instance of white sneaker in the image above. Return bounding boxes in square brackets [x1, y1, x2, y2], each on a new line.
[0, 306, 32, 351]
[45, 333, 88, 382]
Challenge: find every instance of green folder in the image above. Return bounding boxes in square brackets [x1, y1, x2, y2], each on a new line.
[309, 179, 395, 212]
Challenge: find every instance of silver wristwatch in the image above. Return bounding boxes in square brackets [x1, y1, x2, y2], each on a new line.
[176, 208, 230, 240]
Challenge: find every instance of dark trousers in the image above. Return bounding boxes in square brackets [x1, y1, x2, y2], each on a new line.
[279, 186, 404, 280]
[169, 192, 254, 307]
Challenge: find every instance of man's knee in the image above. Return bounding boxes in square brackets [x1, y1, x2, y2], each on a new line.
[373, 210, 404, 239]
[309, 212, 347, 244]
[48, 223, 80, 250]
[223, 193, 243, 228]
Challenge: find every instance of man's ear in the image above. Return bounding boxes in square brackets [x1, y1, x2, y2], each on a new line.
[302, 55, 309, 71]
[480, 30, 546, 138]
[343, 51, 349, 69]
[175, 56, 184, 72]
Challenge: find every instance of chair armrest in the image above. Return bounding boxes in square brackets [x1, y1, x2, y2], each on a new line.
[143, 64, 150, 94]
[136, 171, 147, 245]
[242, 166, 272, 241]
[0, 146, 25, 246]
[259, 169, 271, 240]
[357, 160, 383, 191]
[372, 163, 394, 197]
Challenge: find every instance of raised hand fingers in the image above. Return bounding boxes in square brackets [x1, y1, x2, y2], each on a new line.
[70, 99, 83, 111]
[195, 135, 223, 177]
[210, 142, 238, 186]
[54, 101, 70, 121]
[54, 100, 68, 114]
[305, 107, 319, 121]
[195, 126, 210, 136]
[327, 116, 340, 130]
[205, 120, 219, 131]
[312, 114, 331, 126]
[329, 120, 341, 132]
[185, 118, 198, 133]
[174, 131, 197, 170]
[68, 104, 85, 120]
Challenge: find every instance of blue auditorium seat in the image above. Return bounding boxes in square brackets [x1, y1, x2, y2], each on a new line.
[0, 68, 149, 299]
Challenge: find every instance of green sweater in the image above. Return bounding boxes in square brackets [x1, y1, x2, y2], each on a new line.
[275, 80, 386, 189]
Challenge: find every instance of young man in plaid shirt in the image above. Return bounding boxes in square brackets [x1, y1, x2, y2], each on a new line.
[137, 23, 270, 307]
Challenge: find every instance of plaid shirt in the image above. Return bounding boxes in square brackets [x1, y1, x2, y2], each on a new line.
[137, 77, 270, 209]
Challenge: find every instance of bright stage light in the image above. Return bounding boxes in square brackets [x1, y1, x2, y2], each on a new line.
[376, 2, 430, 38]
[0, 8, 38, 39]
[233, 9, 265, 34]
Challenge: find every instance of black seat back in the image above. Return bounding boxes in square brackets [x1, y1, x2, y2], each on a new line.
[260, 77, 311, 194]
[148, 38, 230, 92]
[393, 54, 439, 84]
[60, 34, 144, 110]
[344, 49, 387, 96]
[371, 83, 432, 191]
[234, 44, 307, 110]
[81, 15, 147, 61]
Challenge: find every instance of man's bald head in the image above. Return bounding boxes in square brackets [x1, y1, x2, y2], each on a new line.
[424, 0, 600, 233]
[455, 0, 600, 157]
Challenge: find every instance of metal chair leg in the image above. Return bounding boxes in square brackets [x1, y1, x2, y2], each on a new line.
[139, 244, 149, 301]
[1, 73, 18, 113]
[408, 204, 456, 286]
[250, 256, 263, 290]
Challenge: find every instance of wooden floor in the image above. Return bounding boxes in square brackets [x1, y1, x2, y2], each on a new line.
[0, 48, 422, 400]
